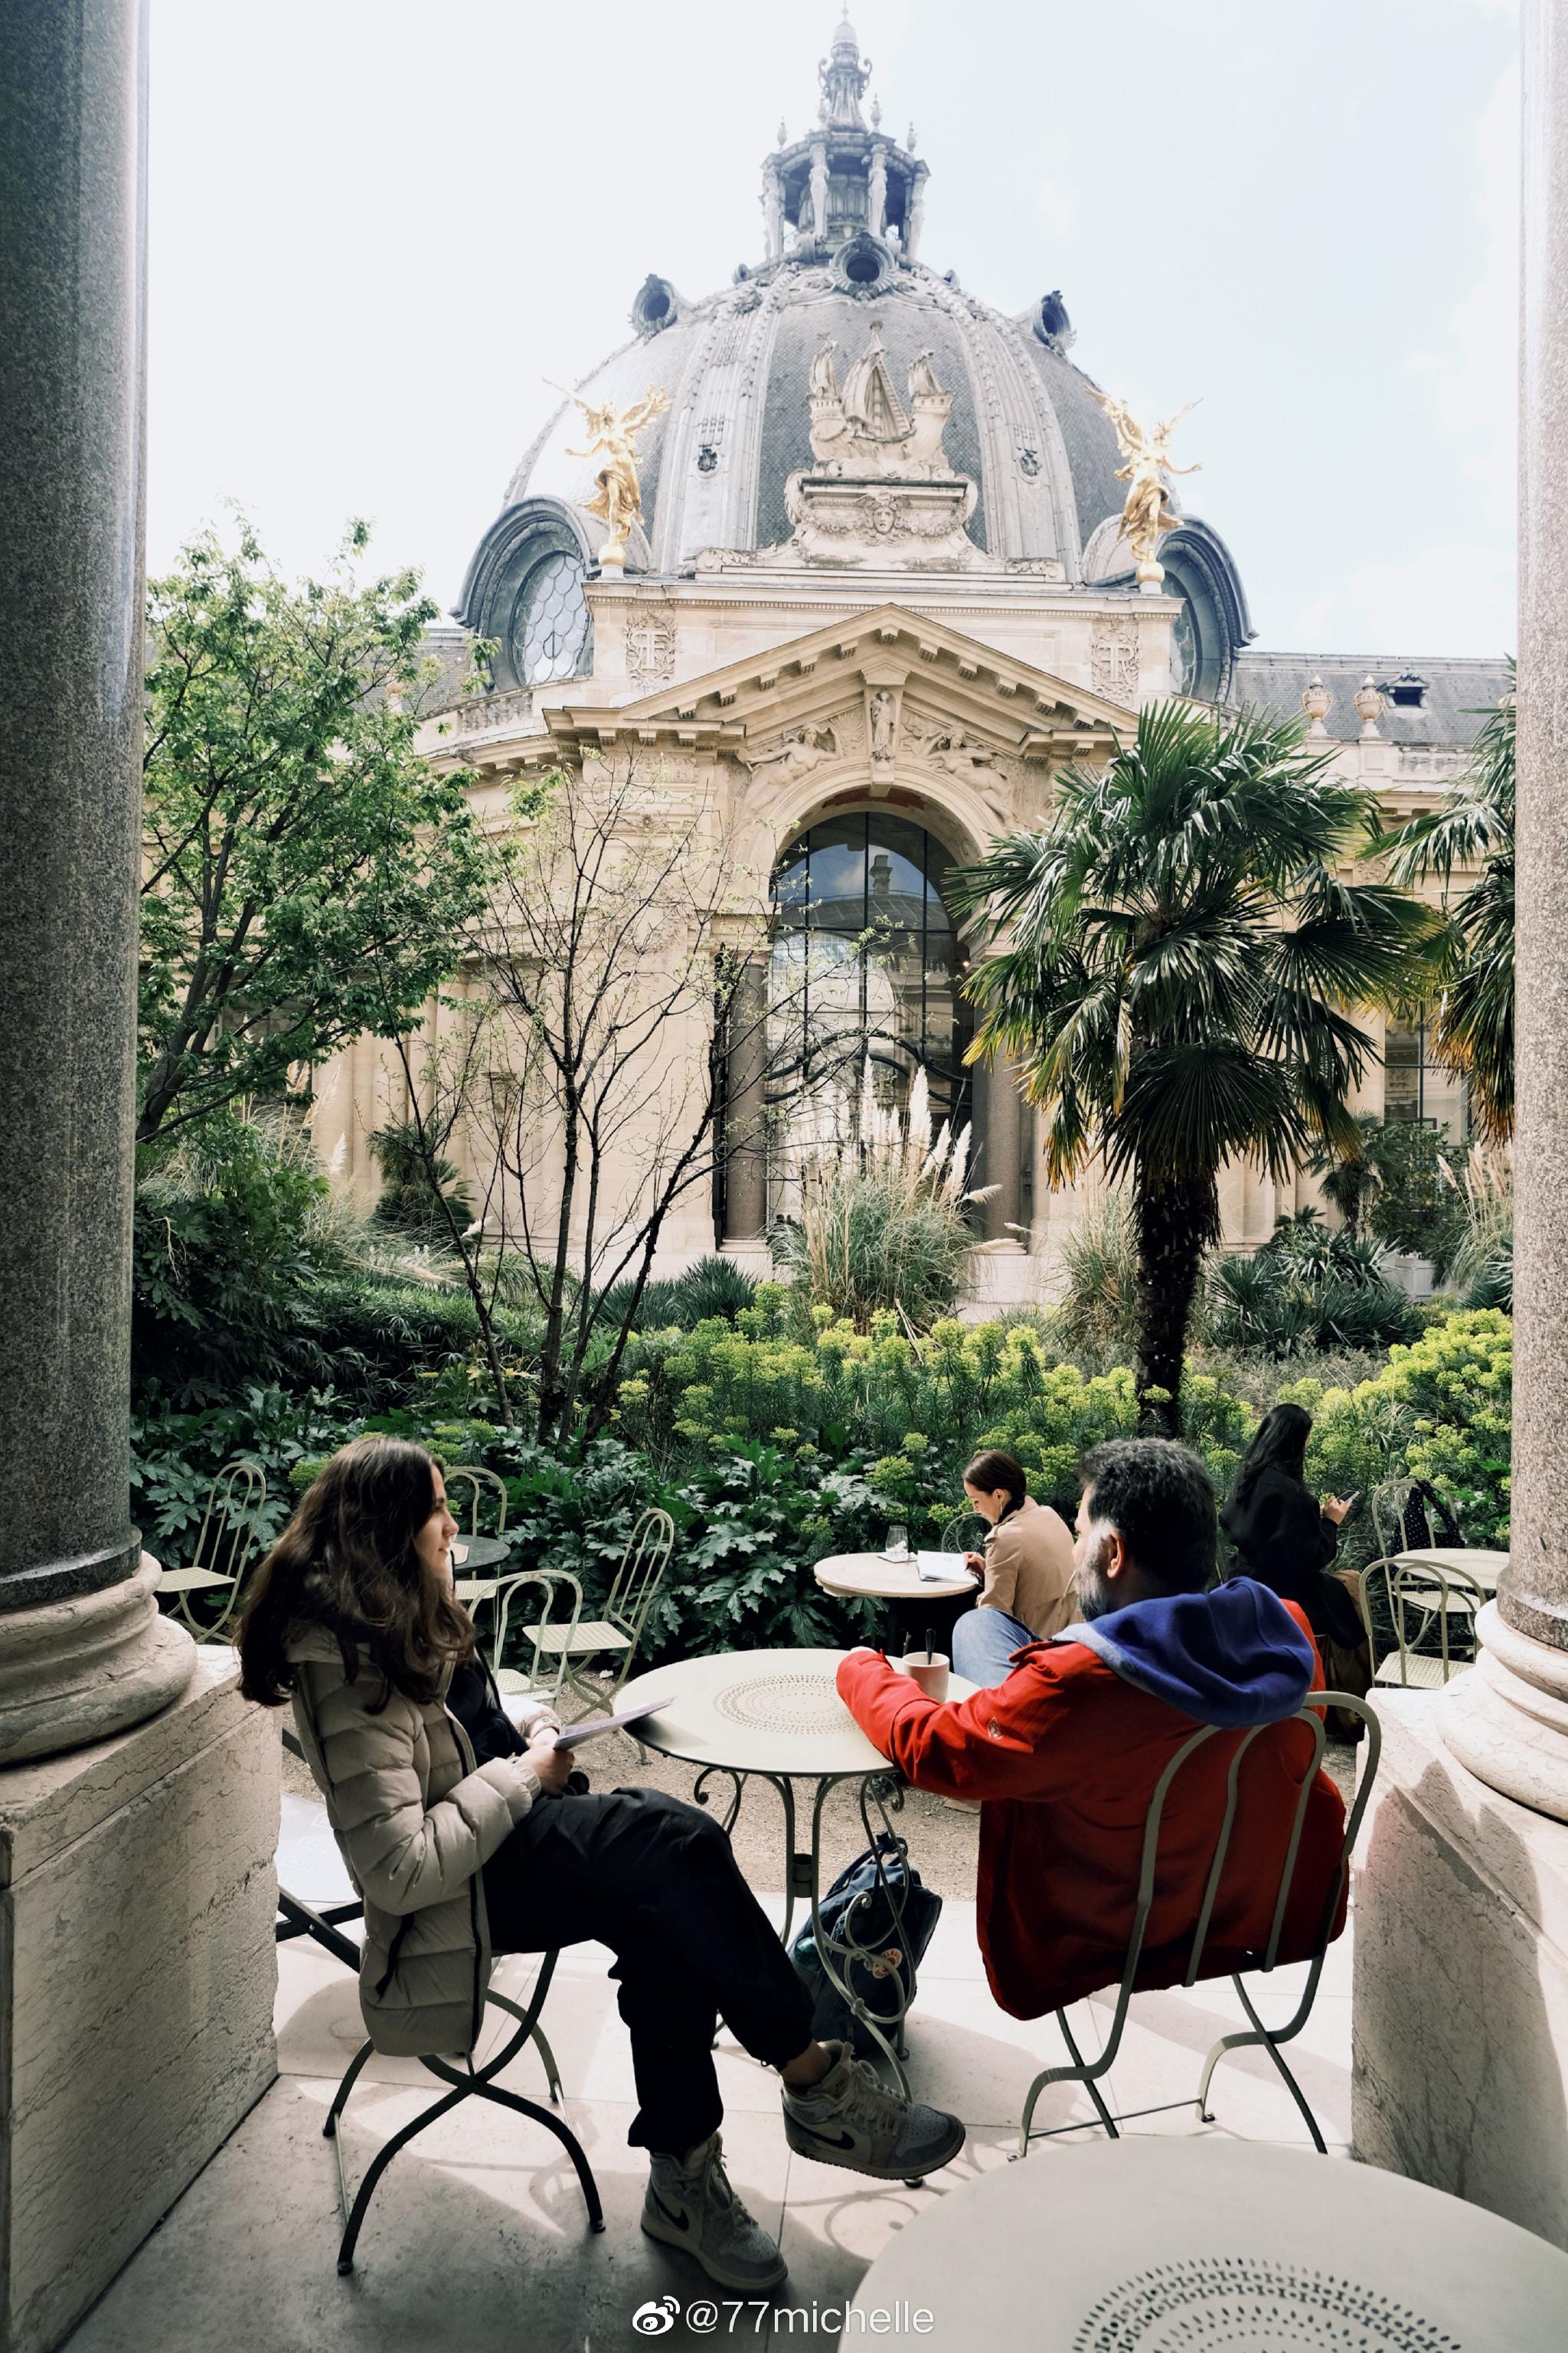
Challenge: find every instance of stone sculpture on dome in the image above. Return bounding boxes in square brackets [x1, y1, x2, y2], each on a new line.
[806, 326, 956, 480]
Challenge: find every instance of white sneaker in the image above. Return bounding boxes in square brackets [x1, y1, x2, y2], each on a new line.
[782, 2041, 965, 2181]
[642, 2131, 787, 2291]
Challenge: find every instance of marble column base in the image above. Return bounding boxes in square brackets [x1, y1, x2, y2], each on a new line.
[1353, 1689, 1568, 2250]
[1439, 1600, 1568, 1824]
[0, 1652, 279, 2353]
[0, 1557, 196, 1766]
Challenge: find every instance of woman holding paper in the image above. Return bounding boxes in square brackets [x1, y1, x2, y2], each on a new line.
[950, 1448, 1079, 1689]
[239, 1438, 962, 2295]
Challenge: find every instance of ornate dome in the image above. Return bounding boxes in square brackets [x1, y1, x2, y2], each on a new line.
[456, 15, 1149, 685]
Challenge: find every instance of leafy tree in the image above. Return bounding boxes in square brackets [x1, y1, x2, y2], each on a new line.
[138, 520, 491, 1144]
[1361, 1117, 1469, 1270]
[1378, 671, 1514, 1142]
[955, 703, 1433, 1431]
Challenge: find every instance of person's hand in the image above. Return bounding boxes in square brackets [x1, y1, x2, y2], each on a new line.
[1321, 1495, 1351, 1526]
[964, 1551, 985, 1575]
[527, 1727, 571, 1797]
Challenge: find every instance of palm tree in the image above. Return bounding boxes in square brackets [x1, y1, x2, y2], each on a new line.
[1305, 1115, 1382, 1237]
[953, 703, 1433, 1433]
[1377, 669, 1514, 1144]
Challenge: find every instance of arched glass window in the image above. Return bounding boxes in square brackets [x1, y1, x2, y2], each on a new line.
[511, 550, 590, 685]
[768, 812, 973, 1135]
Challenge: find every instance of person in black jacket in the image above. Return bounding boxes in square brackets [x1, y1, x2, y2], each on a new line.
[1220, 1404, 1364, 1651]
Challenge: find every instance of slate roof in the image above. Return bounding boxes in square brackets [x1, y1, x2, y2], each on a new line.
[1230, 652, 1512, 748]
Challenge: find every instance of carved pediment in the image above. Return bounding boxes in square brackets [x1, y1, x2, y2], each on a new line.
[546, 607, 1131, 769]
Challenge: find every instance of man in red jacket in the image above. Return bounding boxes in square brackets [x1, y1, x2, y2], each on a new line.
[837, 1439, 1348, 2021]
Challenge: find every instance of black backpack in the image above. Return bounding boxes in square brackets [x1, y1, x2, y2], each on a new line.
[789, 1832, 942, 2056]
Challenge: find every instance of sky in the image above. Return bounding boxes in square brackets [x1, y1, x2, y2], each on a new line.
[145, 0, 1520, 659]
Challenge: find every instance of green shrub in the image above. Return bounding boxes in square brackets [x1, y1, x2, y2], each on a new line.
[1056, 1193, 1140, 1359]
[1207, 1211, 1421, 1360]
[133, 1113, 332, 1404]
[596, 1253, 758, 1335]
[368, 1121, 476, 1244]
[1286, 1307, 1512, 1557]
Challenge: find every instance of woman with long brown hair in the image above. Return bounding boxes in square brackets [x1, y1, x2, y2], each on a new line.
[240, 1437, 962, 2293]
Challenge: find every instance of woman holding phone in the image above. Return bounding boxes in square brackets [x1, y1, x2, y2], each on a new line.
[239, 1438, 962, 2293]
[1220, 1404, 1370, 1678]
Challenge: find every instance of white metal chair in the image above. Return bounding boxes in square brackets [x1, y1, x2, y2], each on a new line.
[272, 1737, 602, 2274]
[489, 1567, 585, 1722]
[155, 1458, 268, 1639]
[445, 1463, 513, 1627]
[522, 1508, 675, 1716]
[1355, 1555, 1484, 1690]
[1016, 1691, 1380, 2159]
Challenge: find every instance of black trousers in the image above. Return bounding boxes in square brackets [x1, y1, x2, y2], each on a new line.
[482, 1786, 815, 2155]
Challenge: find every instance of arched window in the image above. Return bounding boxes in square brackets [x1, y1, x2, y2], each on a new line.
[510, 550, 590, 685]
[768, 811, 973, 1133]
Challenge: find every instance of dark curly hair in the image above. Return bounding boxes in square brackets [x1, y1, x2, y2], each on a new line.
[238, 1436, 475, 1708]
[1079, 1437, 1218, 1596]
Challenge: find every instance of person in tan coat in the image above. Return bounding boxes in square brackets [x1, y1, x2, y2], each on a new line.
[951, 1448, 1078, 1688]
[239, 1436, 962, 2299]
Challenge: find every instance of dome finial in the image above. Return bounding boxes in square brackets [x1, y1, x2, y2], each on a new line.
[819, 8, 872, 129]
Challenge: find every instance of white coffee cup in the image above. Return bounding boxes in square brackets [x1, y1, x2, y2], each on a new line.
[899, 1652, 949, 1701]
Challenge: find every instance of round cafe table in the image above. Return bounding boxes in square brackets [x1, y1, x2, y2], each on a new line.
[844, 2137, 1568, 2351]
[812, 1550, 979, 1603]
[1393, 1545, 1508, 1593]
[617, 1647, 975, 2094]
[451, 1534, 511, 1574]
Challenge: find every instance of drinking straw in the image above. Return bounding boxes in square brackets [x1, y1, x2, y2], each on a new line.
[926, 1625, 936, 1664]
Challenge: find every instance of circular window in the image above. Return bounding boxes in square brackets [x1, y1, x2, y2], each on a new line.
[511, 551, 590, 686]
[833, 235, 892, 293]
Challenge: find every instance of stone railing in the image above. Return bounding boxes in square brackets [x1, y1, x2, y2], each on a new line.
[1396, 747, 1465, 779]
[451, 686, 535, 736]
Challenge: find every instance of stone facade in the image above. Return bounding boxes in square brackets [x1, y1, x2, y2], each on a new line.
[310, 22, 1506, 1308]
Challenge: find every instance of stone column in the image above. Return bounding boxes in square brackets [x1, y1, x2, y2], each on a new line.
[1440, 0, 1568, 1822]
[1351, 8, 1568, 2248]
[0, 0, 194, 1767]
[976, 1054, 1023, 1246]
[722, 958, 769, 1243]
[2, 39, 277, 2344]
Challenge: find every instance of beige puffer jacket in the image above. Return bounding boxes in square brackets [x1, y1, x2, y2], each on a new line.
[284, 1626, 559, 2057]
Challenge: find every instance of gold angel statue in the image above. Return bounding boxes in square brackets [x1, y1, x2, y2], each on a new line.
[1093, 391, 1200, 584]
[554, 382, 671, 569]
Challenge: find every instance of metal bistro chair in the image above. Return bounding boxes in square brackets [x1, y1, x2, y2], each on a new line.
[523, 1508, 675, 1717]
[272, 1734, 603, 2274]
[490, 1567, 584, 1721]
[323, 1961, 603, 2276]
[1356, 1554, 1485, 1690]
[1016, 1691, 1381, 2160]
[155, 1459, 268, 1642]
[446, 1463, 513, 1628]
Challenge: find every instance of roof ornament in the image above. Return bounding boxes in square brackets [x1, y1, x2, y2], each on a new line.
[1302, 678, 1334, 737]
[819, 9, 872, 129]
[1092, 391, 1201, 593]
[552, 381, 671, 572]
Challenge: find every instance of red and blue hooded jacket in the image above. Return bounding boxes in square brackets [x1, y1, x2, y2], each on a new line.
[836, 1579, 1348, 2021]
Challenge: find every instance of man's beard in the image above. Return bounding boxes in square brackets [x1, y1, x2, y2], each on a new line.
[1075, 1531, 1116, 1622]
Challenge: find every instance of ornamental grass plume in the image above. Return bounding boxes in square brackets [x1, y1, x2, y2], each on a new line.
[773, 1060, 1001, 1331]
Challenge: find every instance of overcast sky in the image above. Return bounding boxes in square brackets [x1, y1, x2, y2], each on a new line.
[146, 0, 1519, 659]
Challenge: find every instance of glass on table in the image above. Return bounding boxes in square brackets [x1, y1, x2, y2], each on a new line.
[882, 1523, 913, 1563]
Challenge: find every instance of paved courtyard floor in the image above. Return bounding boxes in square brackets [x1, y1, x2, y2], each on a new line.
[61, 1770, 1357, 2353]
